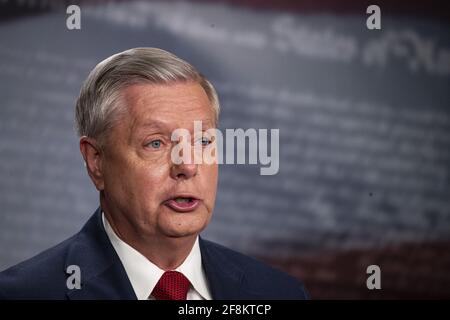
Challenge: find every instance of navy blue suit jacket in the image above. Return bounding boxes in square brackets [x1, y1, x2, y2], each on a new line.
[0, 208, 308, 299]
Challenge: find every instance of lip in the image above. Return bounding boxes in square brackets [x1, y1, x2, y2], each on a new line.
[164, 194, 201, 213]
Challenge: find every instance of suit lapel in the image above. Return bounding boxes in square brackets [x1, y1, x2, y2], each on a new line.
[63, 209, 266, 299]
[66, 263, 136, 300]
[199, 238, 246, 299]
[200, 238, 274, 299]
[64, 208, 137, 300]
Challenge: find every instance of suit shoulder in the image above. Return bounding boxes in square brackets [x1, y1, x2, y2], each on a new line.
[0, 234, 78, 299]
[201, 239, 309, 299]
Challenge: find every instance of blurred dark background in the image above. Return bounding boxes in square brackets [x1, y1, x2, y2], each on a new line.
[0, 0, 449, 299]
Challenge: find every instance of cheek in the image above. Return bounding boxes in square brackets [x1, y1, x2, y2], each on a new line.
[134, 161, 171, 195]
[203, 164, 219, 198]
[105, 156, 169, 200]
[103, 162, 137, 207]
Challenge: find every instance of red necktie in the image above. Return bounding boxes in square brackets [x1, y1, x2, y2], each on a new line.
[151, 271, 191, 300]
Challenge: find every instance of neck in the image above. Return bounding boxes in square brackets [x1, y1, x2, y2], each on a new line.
[101, 202, 197, 271]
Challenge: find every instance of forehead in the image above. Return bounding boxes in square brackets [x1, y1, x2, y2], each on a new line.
[122, 82, 215, 132]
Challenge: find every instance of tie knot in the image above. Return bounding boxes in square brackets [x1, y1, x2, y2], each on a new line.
[152, 271, 191, 300]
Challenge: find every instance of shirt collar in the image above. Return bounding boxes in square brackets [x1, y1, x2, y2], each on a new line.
[102, 212, 211, 300]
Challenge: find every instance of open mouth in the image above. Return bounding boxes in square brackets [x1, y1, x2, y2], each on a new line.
[164, 196, 200, 212]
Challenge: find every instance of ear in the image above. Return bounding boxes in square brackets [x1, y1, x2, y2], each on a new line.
[79, 136, 105, 191]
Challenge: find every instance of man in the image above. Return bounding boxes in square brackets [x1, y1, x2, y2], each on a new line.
[0, 48, 308, 300]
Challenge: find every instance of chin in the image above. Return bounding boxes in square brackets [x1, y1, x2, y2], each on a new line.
[160, 226, 203, 239]
[159, 214, 209, 238]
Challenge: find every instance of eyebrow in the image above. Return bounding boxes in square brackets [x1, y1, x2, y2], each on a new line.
[127, 120, 169, 144]
[198, 119, 215, 128]
[137, 120, 171, 132]
[134, 118, 215, 132]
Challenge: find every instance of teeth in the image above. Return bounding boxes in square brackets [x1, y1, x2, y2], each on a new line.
[175, 197, 190, 203]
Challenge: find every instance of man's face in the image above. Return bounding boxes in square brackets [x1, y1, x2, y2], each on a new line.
[99, 82, 218, 240]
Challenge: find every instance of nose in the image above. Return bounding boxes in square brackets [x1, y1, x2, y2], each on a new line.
[170, 134, 199, 180]
[170, 162, 198, 180]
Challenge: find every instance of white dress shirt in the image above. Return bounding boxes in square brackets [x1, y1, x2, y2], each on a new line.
[102, 212, 212, 300]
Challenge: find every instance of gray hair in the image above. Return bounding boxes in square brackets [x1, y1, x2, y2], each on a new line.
[75, 47, 220, 147]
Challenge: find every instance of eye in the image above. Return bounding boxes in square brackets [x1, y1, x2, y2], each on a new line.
[148, 139, 162, 149]
[201, 136, 212, 146]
